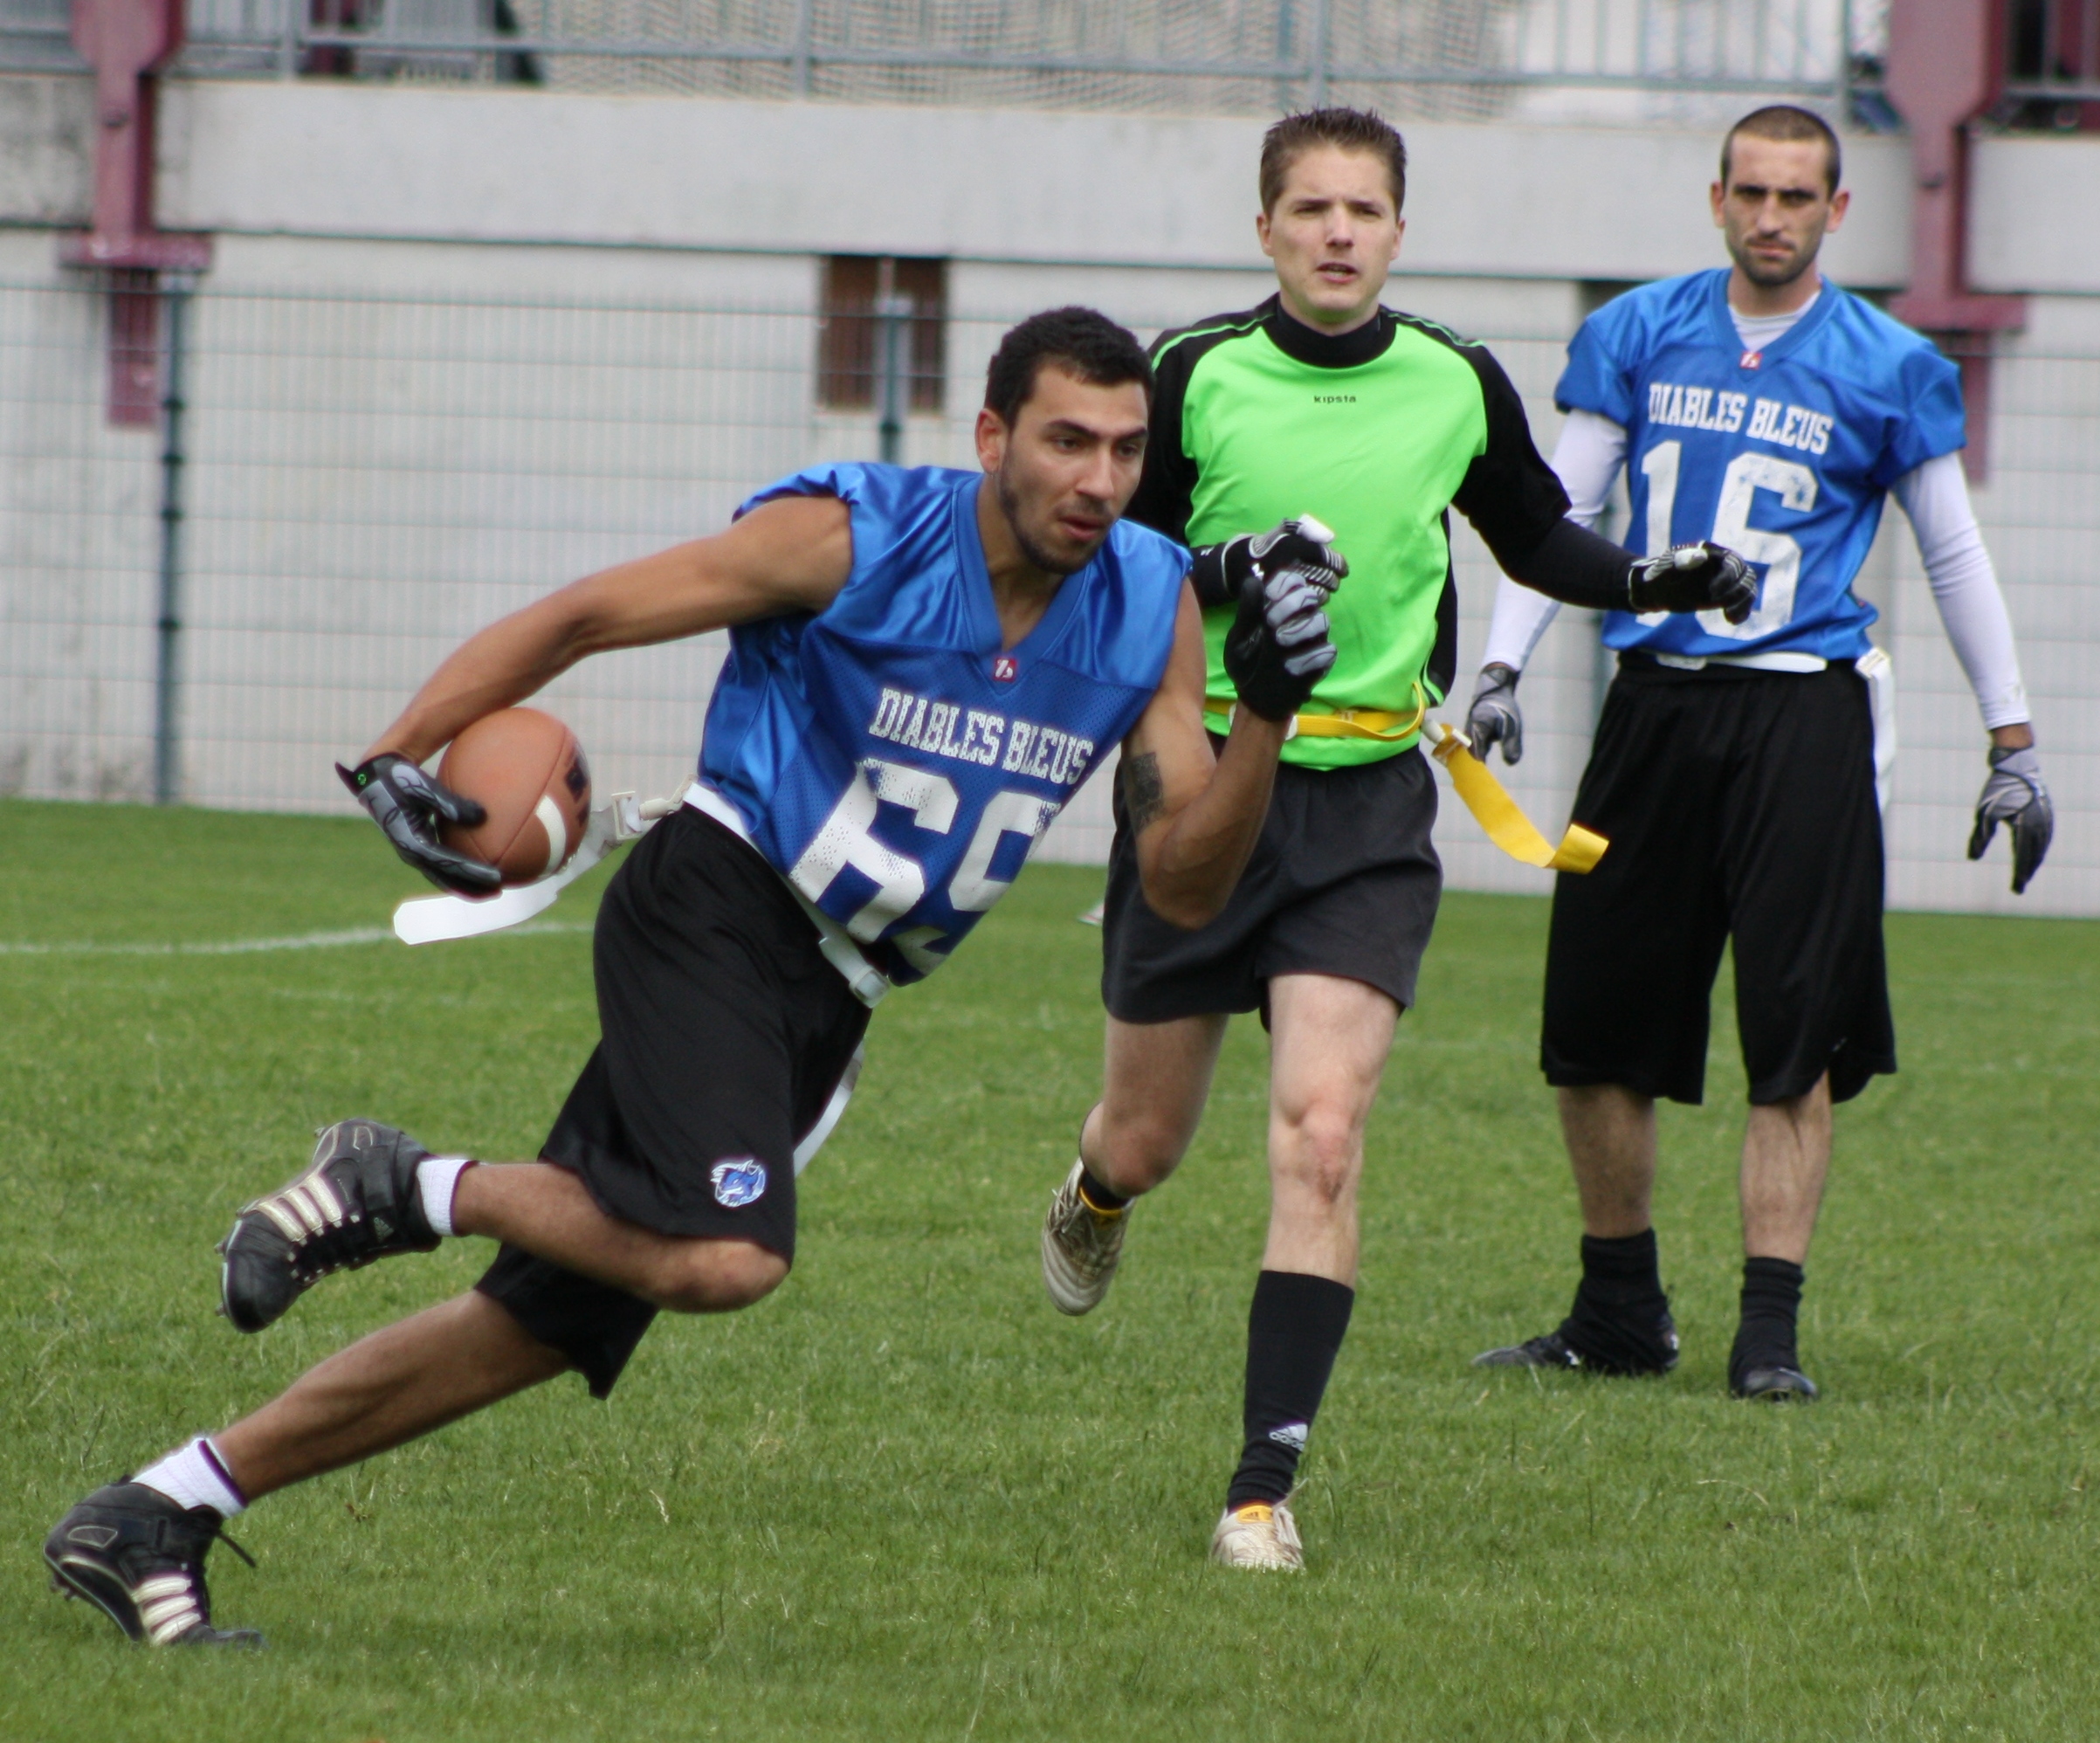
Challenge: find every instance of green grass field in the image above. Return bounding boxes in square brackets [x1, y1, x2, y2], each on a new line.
[4, 796, 2098, 1741]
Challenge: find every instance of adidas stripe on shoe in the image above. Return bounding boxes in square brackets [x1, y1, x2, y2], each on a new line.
[45, 1483, 261, 1647]
[219, 1118, 442, 1333]
[1040, 1159, 1128, 1316]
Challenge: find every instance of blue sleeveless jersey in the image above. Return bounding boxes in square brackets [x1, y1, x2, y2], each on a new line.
[698, 463, 1188, 985]
[1557, 269, 1966, 661]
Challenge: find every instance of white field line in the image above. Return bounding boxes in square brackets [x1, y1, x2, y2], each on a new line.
[0, 921, 593, 957]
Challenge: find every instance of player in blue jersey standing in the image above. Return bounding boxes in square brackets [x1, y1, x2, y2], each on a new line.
[1467, 107, 2053, 1400]
[42, 309, 1344, 1647]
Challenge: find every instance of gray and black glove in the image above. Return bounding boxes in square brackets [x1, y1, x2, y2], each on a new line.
[1224, 564, 1338, 723]
[1967, 743, 2052, 894]
[337, 753, 502, 897]
[1627, 541, 1758, 623]
[1466, 663, 1524, 765]
[1189, 515, 1346, 611]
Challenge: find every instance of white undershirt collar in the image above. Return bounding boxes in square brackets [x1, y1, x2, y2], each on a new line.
[1728, 281, 1823, 351]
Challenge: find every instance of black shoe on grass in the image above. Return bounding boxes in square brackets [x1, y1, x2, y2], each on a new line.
[218, 1118, 440, 1333]
[1473, 1314, 1680, 1377]
[1732, 1363, 1821, 1402]
[45, 1483, 261, 1647]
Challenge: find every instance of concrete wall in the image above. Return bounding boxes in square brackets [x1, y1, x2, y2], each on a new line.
[3, 76, 1912, 284]
[12, 74, 2097, 291]
[0, 73, 91, 224]
[5, 73, 2100, 913]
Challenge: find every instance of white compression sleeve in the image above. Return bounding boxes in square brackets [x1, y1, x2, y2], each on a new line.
[1890, 452, 2030, 729]
[1481, 410, 1629, 672]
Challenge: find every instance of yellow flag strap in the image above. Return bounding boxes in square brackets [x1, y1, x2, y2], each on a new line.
[1203, 685, 1428, 744]
[1424, 720, 1609, 874]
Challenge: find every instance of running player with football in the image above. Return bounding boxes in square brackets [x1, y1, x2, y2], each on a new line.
[1468, 106, 2051, 1400]
[42, 309, 1347, 1646]
[1036, 107, 1759, 1572]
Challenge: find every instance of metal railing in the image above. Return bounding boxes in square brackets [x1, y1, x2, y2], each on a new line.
[3, 0, 1868, 117]
[0, 0, 72, 70]
[2001, 0, 2100, 112]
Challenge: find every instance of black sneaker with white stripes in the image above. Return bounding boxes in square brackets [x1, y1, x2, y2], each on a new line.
[218, 1118, 441, 1333]
[45, 1483, 261, 1647]
[1473, 1313, 1680, 1377]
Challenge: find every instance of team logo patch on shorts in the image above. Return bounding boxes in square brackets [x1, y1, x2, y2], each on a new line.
[710, 1159, 768, 1208]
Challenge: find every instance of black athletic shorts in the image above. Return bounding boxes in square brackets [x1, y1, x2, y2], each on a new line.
[476, 806, 870, 1397]
[1542, 656, 1893, 1108]
[1101, 741, 1442, 1023]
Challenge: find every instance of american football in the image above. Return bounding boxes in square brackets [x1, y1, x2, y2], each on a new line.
[436, 707, 590, 886]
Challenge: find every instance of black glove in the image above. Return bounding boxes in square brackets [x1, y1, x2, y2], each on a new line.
[1189, 515, 1346, 610]
[1967, 743, 2052, 894]
[1627, 541, 1757, 623]
[337, 753, 502, 896]
[1466, 663, 1524, 765]
[1224, 564, 1338, 722]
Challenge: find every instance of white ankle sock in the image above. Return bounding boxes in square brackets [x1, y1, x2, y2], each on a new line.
[418, 1155, 474, 1237]
[134, 1436, 246, 1517]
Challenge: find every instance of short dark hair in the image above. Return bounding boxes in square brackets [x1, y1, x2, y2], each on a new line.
[1722, 104, 1842, 195]
[982, 307, 1153, 428]
[1259, 107, 1408, 215]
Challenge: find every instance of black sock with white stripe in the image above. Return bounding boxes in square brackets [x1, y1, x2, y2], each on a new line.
[1225, 1270, 1356, 1510]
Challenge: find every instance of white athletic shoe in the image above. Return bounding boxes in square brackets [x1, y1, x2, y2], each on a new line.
[1209, 1499, 1304, 1572]
[1040, 1159, 1127, 1315]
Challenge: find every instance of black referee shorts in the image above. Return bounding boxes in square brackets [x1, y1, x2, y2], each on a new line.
[1542, 656, 1893, 1108]
[477, 807, 869, 1397]
[1101, 741, 1442, 1023]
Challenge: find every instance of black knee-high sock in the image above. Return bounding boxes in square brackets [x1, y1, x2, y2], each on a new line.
[1226, 1271, 1355, 1510]
[1562, 1230, 1675, 1372]
[1731, 1257, 1805, 1382]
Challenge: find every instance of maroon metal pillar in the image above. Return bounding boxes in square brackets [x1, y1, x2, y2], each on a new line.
[60, 0, 212, 425]
[1885, 0, 2023, 481]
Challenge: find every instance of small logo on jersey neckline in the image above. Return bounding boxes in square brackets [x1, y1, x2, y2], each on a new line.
[1739, 349, 1763, 369]
[710, 1159, 768, 1208]
[991, 655, 1019, 683]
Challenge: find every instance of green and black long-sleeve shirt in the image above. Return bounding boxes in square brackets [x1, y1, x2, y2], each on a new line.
[1129, 295, 1571, 768]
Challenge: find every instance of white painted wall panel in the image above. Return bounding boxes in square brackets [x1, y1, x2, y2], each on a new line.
[144, 80, 1915, 286]
[0, 75, 91, 226]
[1971, 137, 2100, 298]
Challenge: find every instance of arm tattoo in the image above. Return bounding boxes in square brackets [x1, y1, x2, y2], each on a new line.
[1120, 751, 1167, 833]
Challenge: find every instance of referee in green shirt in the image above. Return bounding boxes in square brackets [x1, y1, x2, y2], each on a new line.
[1037, 107, 1754, 1569]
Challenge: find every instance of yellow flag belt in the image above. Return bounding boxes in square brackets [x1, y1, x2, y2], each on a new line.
[1201, 699, 1608, 875]
[1423, 720, 1608, 873]
[1205, 685, 1429, 744]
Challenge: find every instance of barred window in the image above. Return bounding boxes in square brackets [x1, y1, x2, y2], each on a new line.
[817, 256, 947, 412]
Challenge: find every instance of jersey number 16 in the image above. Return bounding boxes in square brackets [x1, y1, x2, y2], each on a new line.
[1639, 442, 1820, 641]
